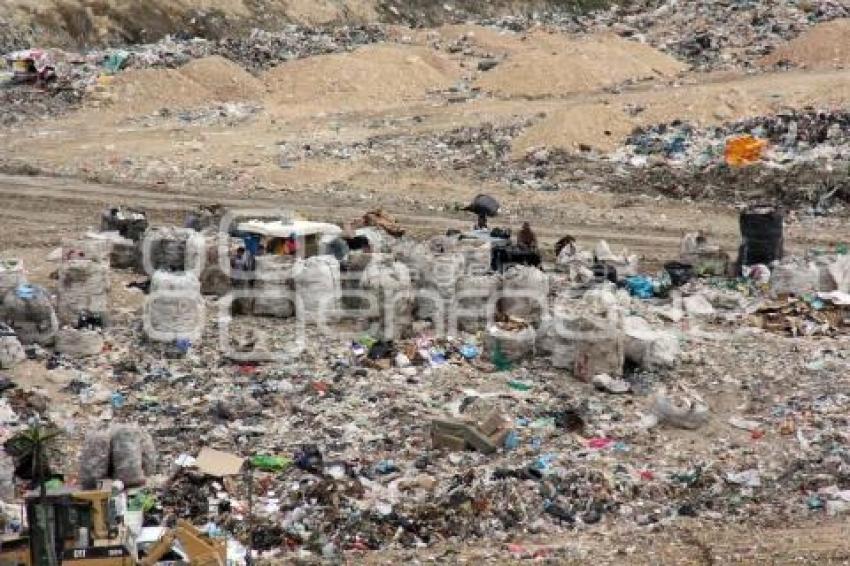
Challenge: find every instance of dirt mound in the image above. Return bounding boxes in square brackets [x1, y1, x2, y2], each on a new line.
[103, 56, 264, 116]
[515, 104, 635, 153]
[476, 32, 686, 98]
[263, 44, 462, 113]
[427, 23, 530, 55]
[179, 56, 266, 101]
[105, 69, 214, 116]
[513, 67, 850, 154]
[762, 19, 850, 69]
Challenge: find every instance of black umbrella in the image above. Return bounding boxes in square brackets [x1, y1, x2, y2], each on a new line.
[464, 194, 500, 217]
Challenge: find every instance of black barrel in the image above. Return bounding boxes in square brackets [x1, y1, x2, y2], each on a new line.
[738, 205, 784, 269]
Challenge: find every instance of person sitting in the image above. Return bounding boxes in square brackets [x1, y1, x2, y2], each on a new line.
[555, 235, 576, 259]
[517, 222, 538, 251]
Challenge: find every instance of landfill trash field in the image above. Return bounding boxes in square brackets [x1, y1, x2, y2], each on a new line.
[3, 1, 850, 564]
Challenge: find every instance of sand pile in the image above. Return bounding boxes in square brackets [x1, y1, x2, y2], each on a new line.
[430, 24, 530, 56]
[179, 56, 266, 101]
[762, 19, 850, 69]
[104, 56, 264, 116]
[515, 105, 637, 154]
[263, 44, 461, 113]
[282, 0, 378, 24]
[105, 69, 214, 116]
[476, 32, 686, 98]
[513, 68, 850, 154]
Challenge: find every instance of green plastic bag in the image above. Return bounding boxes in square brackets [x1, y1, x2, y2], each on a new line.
[129, 491, 157, 512]
[491, 342, 512, 372]
[250, 455, 292, 472]
[507, 380, 532, 392]
[103, 51, 130, 74]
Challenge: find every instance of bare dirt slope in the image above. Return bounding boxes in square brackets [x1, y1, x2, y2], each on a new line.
[0, 0, 595, 49]
[476, 31, 686, 98]
[368, 520, 850, 564]
[762, 18, 850, 69]
[101, 56, 265, 117]
[0, 0, 379, 47]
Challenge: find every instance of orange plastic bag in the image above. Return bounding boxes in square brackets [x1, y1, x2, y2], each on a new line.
[725, 135, 767, 166]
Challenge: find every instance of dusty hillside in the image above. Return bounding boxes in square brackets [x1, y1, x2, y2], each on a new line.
[475, 31, 686, 98]
[0, 0, 376, 48]
[762, 18, 850, 69]
[0, 0, 607, 50]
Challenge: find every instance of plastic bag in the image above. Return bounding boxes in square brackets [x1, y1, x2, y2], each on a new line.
[250, 455, 292, 472]
[725, 135, 767, 166]
[140, 431, 157, 477]
[499, 265, 548, 323]
[0, 335, 25, 369]
[626, 276, 654, 299]
[57, 259, 109, 325]
[486, 325, 536, 362]
[650, 390, 709, 430]
[79, 430, 111, 489]
[110, 425, 145, 487]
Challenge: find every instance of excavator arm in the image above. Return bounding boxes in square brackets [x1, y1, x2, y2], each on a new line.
[137, 530, 177, 566]
[175, 521, 226, 566]
[137, 521, 225, 566]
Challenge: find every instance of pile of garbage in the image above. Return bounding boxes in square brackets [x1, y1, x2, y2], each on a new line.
[212, 25, 386, 71]
[0, 24, 385, 127]
[0, 200, 846, 560]
[280, 121, 527, 178]
[619, 109, 850, 169]
[483, 0, 850, 71]
[604, 0, 850, 71]
[284, 110, 850, 207]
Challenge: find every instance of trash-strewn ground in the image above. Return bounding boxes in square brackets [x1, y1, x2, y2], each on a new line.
[4, 1, 850, 563]
[3, 176, 850, 563]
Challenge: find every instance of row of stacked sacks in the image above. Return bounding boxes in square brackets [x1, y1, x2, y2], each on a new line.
[0, 251, 108, 364]
[118, 224, 683, 382]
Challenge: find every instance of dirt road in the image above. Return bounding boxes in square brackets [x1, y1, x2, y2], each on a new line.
[2, 172, 847, 258]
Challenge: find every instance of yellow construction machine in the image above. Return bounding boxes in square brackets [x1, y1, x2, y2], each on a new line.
[0, 488, 225, 566]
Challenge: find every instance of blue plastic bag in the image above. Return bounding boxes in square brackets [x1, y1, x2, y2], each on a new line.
[460, 344, 479, 360]
[15, 284, 36, 300]
[626, 276, 654, 299]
